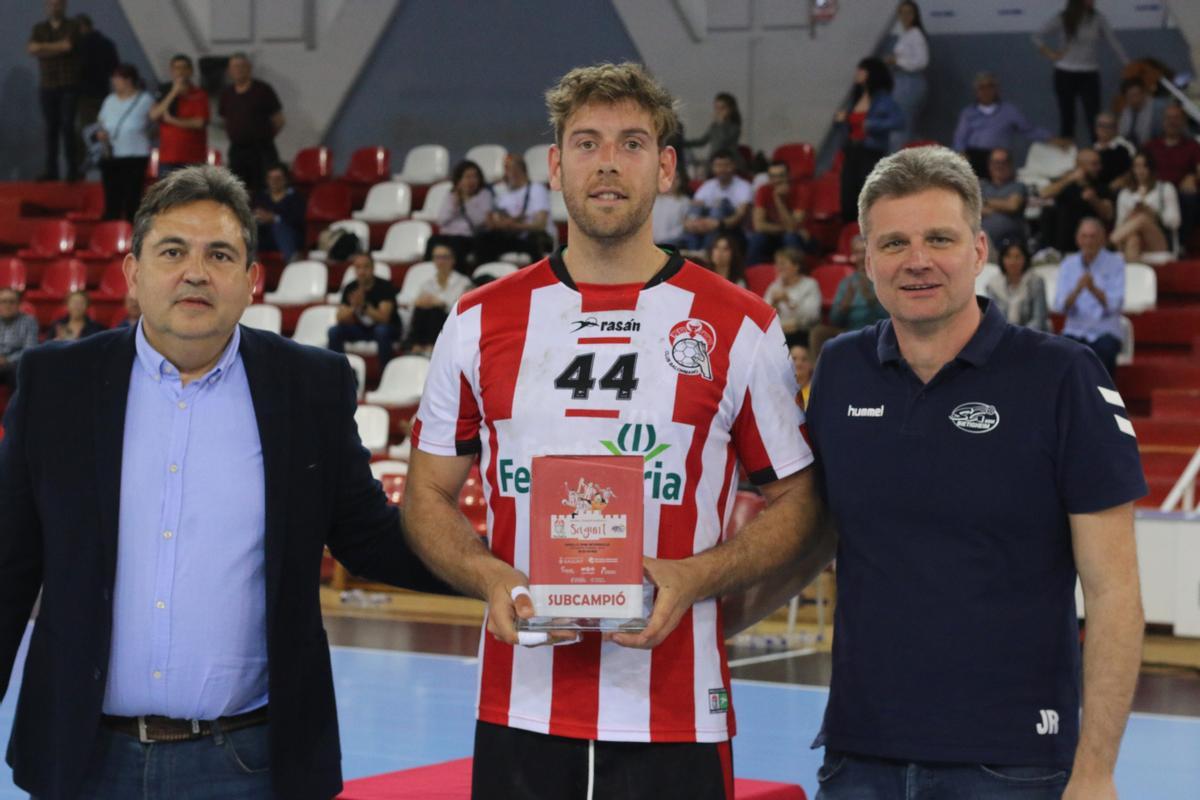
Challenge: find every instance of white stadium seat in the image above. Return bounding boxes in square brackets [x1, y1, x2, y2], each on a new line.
[1017, 141, 1077, 184]
[1032, 264, 1059, 310]
[309, 219, 369, 261]
[412, 180, 451, 222]
[345, 353, 367, 400]
[354, 404, 390, 455]
[263, 261, 328, 305]
[473, 262, 518, 283]
[975, 263, 1001, 297]
[291, 304, 339, 348]
[369, 460, 409, 479]
[240, 303, 282, 334]
[365, 355, 430, 406]
[352, 181, 412, 223]
[1118, 315, 1135, 366]
[387, 439, 412, 462]
[524, 144, 552, 184]
[549, 190, 568, 223]
[395, 261, 436, 332]
[465, 144, 508, 184]
[1123, 263, 1157, 313]
[393, 144, 450, 185]
[372, 220, 432, 264]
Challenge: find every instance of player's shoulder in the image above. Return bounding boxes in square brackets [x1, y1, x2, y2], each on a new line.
[674, 260, 777, 329]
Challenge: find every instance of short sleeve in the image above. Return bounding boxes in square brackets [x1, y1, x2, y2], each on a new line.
[1054, 348, 1147, 513]
[730, 318, 813, 485]
[411, 306, 482, 457]
[527, 183, 550, 215]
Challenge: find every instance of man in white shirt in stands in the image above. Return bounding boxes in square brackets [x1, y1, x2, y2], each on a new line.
[478, 154, 556, 264]
[684, 149, 752, 251]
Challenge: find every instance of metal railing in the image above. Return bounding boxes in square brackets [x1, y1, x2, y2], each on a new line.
[1160, 444, 1200, 513]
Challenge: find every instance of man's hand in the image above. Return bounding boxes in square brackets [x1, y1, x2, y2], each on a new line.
[484, 566, 579, 647]
[253, 208, 275, 224]
[610, 556, 707, 649]
[347, 287, 365, 309]
[1062, 774, 1117, 800]
[94, 129, 109, 143]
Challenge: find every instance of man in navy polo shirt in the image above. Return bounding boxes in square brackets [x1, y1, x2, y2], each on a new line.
[802, 146, 1145, 799]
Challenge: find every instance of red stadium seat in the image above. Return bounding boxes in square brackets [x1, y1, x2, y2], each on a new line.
[903, 139, 940, 149]
[206, 148, 223, 166]
[305, 182, 353, 246]
[292, 146, 334, 189]
[79, 220, 133, 260]
[345, 146, 391, 185]
[727, 490, 766, 538]
[812, 264, 854, 305]
[145, 148, 160, 180]
[379, 474, 407, 505]
[17, 219, 76, 260]
[0, 258, 27, 293]
[835, 221, 860, 257]
[25, 258, 87, 300]
[744, 263, 776, 297]
[252, 266, 265, 301]
[89, 259, 127, 300]
[772, 143, 816, 181]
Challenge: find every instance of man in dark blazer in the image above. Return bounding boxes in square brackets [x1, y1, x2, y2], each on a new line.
[0, 165, 445, 799]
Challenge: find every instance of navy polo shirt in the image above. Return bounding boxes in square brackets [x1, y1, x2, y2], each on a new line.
[807, 298, 1145, 768]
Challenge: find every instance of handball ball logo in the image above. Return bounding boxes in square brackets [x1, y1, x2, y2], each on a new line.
[665, 319, 717, 380]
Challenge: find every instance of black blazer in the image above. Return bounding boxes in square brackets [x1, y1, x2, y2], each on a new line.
[0, 326, 447, 799]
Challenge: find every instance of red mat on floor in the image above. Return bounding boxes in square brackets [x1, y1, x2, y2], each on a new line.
[338, 756, 806, 799]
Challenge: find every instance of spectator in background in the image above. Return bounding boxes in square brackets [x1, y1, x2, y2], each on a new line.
[748, 160, 813, 264]
[980, 148, 1028, 258]
[478, 155, 554, 264]
[1034, 0, 1128, 140]
[405, 243, 472, 355]
[1055, 217, 1124, 376]
[1116, 77, 1164, 147]
[829, 236, 889, 331]
[1143, 104, 1200, 245]
[51, 290, 105, 341]
[219, 53, 284, 194]
[73, 14, 118, 144]
[764, 247, 821, 347]
[652, 171, 690, 249]
[150, 54, 209, 175]
[27, 0, 81, 181]
[986, 241, 1049, 331]
[328, 253, 400, 367]
[1112, 151, 1180, 261]
[1093, 111, 1134, 189]
[790, 343, 815, 408]
[684, 93, 744, 173]
[953, 72, 1060, 177]
[95, 64, 153, 222]
[706, 231, 746, 287]
[1039, 147, 1114, 253]
[253, 163, 306, 263]
[0, 289, 38, 389]
[684, 150, 753, 250]
[885, 1, 929, 151]
[433, 159, 493, 268]
[836, 57, 904, 222]
[115, 294, 141, 328]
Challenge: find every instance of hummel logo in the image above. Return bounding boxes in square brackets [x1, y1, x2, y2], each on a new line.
[1036, 709, 1060, 735]
[847, 404, 884, 418]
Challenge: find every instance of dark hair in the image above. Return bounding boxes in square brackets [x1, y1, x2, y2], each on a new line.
[998, 239, 1030, 276]
[66, 289, 90, 308]
[170, 54, 194, 69]
[853, 57, 894, 102]
[451, 159, 485, 193]
[774, 246, 809, 274]
[898, 1, 925, 33]
[76, 13, 93, 28]
[265, 162, 289, 180]
[714, 92, 742, 126]
[1061, 0, 1094, 41]
[1133, 150, 1159, 187]
[710, 149, 736, 165]
[112, 63, 142, 89]
[132, 165, 256, 265]
[709, 232, 746, 285]
[768, 159, 791, 173]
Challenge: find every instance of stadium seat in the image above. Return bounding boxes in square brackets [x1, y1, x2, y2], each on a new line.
[328, 258, 393, 303]
[309, 218, 370, 262]
[1118, 315, 1135, 366]
[975, 263, 1002, 296]
[206, 148, 222, 166]
[291, 304, 339, 348]
[772, 143, 816, 181]
[472, 262, 518, 283]
[1124, 263, 1157, 313]
[354, 405, 390, 456]
[412, 180, 451, 222]
[549, 190, 568, 223]
[0, 258, 26, 293]
[387, 438, 411, 461]
[372, 220, 431, 265]
[252, 267, 266, 301]
[66, 187, 105, 222]
[264, 260, 328, 305]
[17, 219, 76, 261]
[344, 146, 391, 185]
[145, 148, 160, 180]
[305, 182, 353, 245]
[834, 222, 860, 258]
[25, 258, 86, 300]
[727, 490, 766, 537]
[394, 144, 450, 185]
[88, 258, 127, 300]
[1017, 141, 1077, 186]
[1032, 264, 1059, 309]
[744, 264, 775, 297]
[292, 146, 334, 188]
[369, 460, 409, 480]
[460, 472, 488, 534]
[465, 144, 508, 184]
[524, 144, 552, 184]
[365, 355, 430, 406]
[812, 264, 854, 305]
[395, 261, 436, 332]
[345, 353, 367, 400]
[78, 220, 133, 261]
[352, 181, 411, 223]
[240, 303, 283, 334]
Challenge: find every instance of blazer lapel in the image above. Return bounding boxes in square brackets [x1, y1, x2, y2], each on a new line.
[239, 327, 291, 621]
[93, 329, 136, 588]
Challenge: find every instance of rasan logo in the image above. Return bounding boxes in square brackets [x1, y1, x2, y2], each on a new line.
[570, 316, 641, 333]
[949, 402, 1000, 434]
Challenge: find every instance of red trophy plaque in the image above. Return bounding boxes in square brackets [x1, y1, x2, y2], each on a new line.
[521, 455, 650, 632]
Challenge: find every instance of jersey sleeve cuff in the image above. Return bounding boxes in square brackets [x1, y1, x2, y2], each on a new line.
[747, 452, 815, 486]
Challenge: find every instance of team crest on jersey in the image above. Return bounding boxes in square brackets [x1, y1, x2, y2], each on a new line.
[948, 402, 1000, 434]
[665, 318, 716, 380]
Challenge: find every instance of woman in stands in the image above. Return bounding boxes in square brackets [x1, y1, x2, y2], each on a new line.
[1112, 151, 1180, 262]
[94, 63, 153, 221]
[1034, 0, 1129, 140]
[652, 171, 691, 249]
[432, 159, 492, 269]
[764, 247, 821, 347]
[685, 92, 744, 174]
[706, 231, 746, 287]
[985, 240, 1049, 331]
[52, 291, 106, 341]
[885, 1, 929, 151]
[406, 243, 473, 355]
[835, 57, 904, 223]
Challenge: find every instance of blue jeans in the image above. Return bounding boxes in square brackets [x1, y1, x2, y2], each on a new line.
[1065, 333, 1121, 379]
[328, 322, 399, 366]
[42, 722, 272, 799]
[815, 751, 1069, 799]
[889, 71, 927, 152]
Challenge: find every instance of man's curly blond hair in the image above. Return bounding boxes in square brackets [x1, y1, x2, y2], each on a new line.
[545, 62, 679, 147]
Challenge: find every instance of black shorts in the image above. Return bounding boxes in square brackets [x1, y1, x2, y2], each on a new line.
[471, 720, 733, 800]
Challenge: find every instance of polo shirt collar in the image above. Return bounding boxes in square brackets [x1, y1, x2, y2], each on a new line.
[135, 319, 241, 384]
[876, 297, 1006, 368]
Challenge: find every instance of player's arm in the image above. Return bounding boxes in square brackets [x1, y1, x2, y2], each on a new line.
[612, 466, 829, 649]
[1062, 502, 1143, 800]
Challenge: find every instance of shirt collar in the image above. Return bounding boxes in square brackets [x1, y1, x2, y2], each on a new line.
[135, 319, 241, 385]
[876, 296, 1007, 368]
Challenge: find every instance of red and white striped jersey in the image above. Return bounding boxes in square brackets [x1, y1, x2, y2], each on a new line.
[412, 251, 812, 743]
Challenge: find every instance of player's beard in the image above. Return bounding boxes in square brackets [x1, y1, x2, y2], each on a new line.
[561, 172, 655, 244]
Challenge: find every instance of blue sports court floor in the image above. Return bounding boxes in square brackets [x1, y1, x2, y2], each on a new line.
[0, 634, 1197, 798]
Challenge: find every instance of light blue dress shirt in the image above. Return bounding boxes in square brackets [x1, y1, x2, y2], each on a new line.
[103, 323, 268, 719]
[1054, 249, 1126, 342]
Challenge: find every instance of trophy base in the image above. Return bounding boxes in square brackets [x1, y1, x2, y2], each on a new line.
[517, 615, 647, 633]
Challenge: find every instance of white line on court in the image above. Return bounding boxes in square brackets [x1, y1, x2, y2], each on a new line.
[727, 648, 818, 667]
